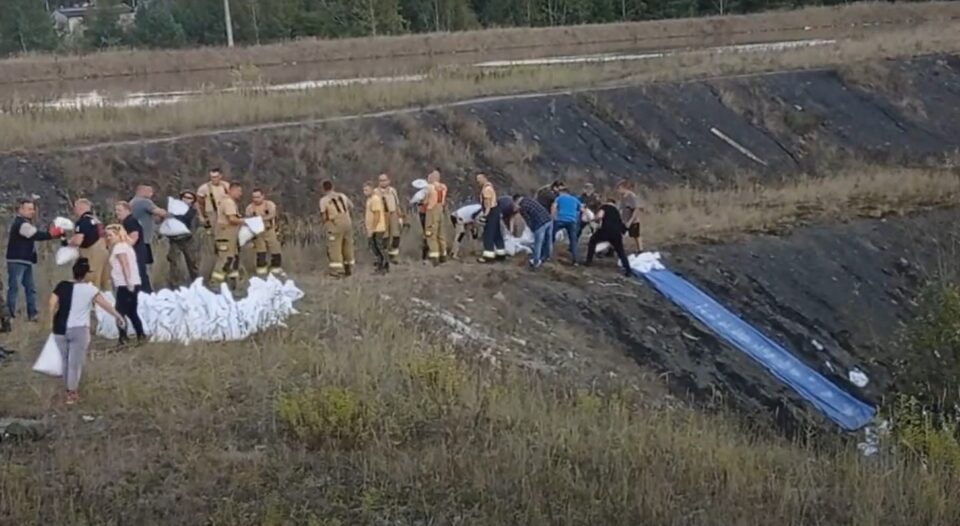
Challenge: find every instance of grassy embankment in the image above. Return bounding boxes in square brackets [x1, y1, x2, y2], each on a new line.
[1, 166, 960, 524]
[2, 15, 960, 152]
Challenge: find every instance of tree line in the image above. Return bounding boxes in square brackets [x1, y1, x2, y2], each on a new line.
[3, 0, 848, 56]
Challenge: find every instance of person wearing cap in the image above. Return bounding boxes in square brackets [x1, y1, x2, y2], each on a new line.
[167, 191, 201, 287]
[49, 258, 126, 405]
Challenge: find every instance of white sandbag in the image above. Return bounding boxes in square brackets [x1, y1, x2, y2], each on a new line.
[409, 187, 428, 206]
[55, 246, 80, 266]
[53, 216, 75, 232]
[95, 291, 136, 339]
[628, 251, 665, 273]
[95, 276, 305, 345]
[453, 204, 482, 224]
[595, 241, 611, 254]
[581, 208, 595, 223]
[238, 216, 266, 247]
[504, 225, 534, 256]
[167, 197, 190, 216]
[158, 218, 190, 237]
[411, 178, 429, 190]
[33, 334, 64, 377]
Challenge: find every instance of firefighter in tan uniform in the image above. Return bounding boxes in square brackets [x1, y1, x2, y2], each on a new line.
[364, 182, 389, 273]
[319, 180, 355, 277]
[477, 173, 506, 262]
[377, 173, 403, 264]
[422, 170, 449, 264]
[433, 170, 450, 261]
[211, 183, 245, 288]
[196, 167, 230, 250]
[245, 188, 284, 277]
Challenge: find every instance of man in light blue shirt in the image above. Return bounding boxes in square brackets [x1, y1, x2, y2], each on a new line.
[551, 184, 582, 265]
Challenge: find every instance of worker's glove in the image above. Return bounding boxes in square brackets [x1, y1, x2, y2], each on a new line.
[48, 225, 64, 238]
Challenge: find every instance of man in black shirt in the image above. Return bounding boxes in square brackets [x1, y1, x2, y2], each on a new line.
[115, 201, 151, 293]
[68, 199, 111, 291]
[585, 198, 632, 276]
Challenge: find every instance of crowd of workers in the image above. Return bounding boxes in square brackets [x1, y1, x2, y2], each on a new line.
[0, 166, 645, 402]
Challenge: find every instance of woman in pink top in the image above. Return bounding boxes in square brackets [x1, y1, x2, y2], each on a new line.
[105, 224, 146, 346]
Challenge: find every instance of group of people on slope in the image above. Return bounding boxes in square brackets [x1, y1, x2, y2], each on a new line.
[449, 175, 645, 275]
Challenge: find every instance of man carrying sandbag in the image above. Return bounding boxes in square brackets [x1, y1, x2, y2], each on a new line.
[68, 199, 111, 291]
[166, 191, 201, 287]
[245, 188, 284, 277]
[6, 198, 63, 323]
[211, 183, 245, 289]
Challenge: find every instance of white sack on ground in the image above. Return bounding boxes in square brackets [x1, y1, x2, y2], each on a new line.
[95, 276, 305, 345]
[628, 252, 665, 273]
[33, 334, 64, 377]
[238, 216, 266, 247]
[167, 197, 190, 216]
[849, 369, 869, 388]
[55, 246, 80, 266]
[504, 225, 534, 256]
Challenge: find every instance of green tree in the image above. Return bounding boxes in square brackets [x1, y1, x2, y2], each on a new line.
[0, 0, 59, 55]
[132, 1, 187, 48]
[84, 0, 128, 49]
[355, 0, 406, 36]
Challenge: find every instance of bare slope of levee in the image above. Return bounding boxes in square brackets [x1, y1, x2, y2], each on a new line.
[1, 1, 956, 101]
[2, 209, 960, 524]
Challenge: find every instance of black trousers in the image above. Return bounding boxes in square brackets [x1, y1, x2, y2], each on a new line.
[368, 233, 389, 271]
[587, 230, 631, 273]
[135, 243, 153, 293]
[116, 286, 145, 339]
[481, 205, 504, 258]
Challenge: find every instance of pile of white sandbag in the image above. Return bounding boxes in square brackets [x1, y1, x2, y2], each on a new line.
[95, 276, 305, 345]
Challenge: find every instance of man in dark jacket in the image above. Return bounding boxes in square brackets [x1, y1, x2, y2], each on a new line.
[166, 191, 201, 287]
[585, 198, 632, 276]
[536, 181, 561, 210]
[6, 198, 63, 322]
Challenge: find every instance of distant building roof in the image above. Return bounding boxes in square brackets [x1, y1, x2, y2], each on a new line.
[54, 3, 134, 19]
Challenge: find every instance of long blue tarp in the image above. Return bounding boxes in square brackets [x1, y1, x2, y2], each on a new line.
[638, 268, 875, 431]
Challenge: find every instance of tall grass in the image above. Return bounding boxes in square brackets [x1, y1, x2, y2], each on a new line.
[0, 265, 958, 524]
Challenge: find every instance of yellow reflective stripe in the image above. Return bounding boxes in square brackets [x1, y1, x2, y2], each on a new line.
[495, 249, 507, 256]
[387, 249, 400, 256]
[345, 260, 356, 265]
[482, 251, 495, 258]
[256, 267, 269, 275]
[329, 262, 344, 269]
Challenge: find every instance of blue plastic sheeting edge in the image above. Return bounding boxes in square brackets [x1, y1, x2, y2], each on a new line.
[638, 268, 876, 431]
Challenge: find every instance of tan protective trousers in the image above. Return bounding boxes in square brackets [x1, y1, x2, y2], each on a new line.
[253, 228, 282, 275]
[423, 207, 445, 260]
[326, 221, 355, 274]
[80, 240, 111, 291]
[386, 211, 402, 257]
[212, 226, 240, 283]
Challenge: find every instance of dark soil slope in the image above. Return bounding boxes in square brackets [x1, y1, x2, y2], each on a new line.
[400, 209, 959, 432]
[2, 55, 960, 217]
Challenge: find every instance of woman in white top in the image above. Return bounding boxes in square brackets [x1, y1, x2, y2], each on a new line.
[50, 258, 125, 405]
[105, 224, 146, 345]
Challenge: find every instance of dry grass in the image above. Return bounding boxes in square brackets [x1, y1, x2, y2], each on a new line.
[0, 250, 958, 524]
[643, 166, 960, 244]
[2, 165, 960, 523]
[3, 19, 960, 153]
[2, 1, 956, 97]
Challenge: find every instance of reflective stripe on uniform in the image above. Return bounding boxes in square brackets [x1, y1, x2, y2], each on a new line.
[345, 260, 356, 265]
[495, 249, 507, 256]
[227, 271, 240, 279]
[269, 267, 284, 274]
[482, 251, 496, 259]
[211, 271, 226, 281]
[387, 249, 400, 256]
[428, 252, 440, 259]
[256, 267, 269, 276]
[329, 262, 344, 269]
